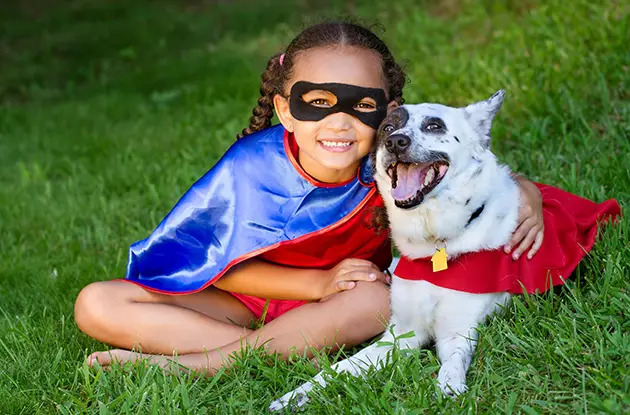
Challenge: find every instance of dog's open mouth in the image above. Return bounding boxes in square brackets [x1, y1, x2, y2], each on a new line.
[387, 161, 449, 209]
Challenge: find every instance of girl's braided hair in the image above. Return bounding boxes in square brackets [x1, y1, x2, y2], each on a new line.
[237, 21, 407, 139]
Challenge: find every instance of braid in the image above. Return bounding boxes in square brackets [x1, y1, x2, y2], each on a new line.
[237, 54, 283, 139]
[386, 59, 407, 105]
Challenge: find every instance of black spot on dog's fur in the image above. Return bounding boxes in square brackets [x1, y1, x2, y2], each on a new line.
[454, 136, 460, 143]
[378, 108, 409, 144]
[371, 107, 410, 168]
[465, 198, 471, 205]
[471, 166, 483, 178]
[465, 204, 485, 227]
[421, 117, 447, 134]
[368, 203, 390, 234]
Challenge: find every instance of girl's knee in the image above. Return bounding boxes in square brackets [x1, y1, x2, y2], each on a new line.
[350, 280, 390, 308]
[338, 281, 391, 331]
[74, 281, 129, 334]
[74, 282, 106, 332]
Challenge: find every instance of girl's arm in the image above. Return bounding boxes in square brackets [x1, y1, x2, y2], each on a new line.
[505, 174, 544, 260]
[213, 258, 389, 301]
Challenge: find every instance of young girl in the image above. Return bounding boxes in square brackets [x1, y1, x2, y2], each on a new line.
[74, 22, 545, 373]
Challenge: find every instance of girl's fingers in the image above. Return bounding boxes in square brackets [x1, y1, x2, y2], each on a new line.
[339, 271, 378, 283]
[527, 228, 545, 259]
[338, 270, 388, 284]
[505, 217, 535, 253]
[340, 266, 381, 278]
[512, 226, 540, 260]
[363, 271, 389, 284]
[336, 280, 356, 291]
[334, 260, 388, 288]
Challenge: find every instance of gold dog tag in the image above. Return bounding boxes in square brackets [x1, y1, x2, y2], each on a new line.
[432, 248, 448, 272]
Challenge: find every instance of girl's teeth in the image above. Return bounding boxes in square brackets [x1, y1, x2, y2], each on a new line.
[321, 141, 352, 148]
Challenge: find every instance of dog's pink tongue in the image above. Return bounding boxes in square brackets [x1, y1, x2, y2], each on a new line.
[391, 164, 424, 200]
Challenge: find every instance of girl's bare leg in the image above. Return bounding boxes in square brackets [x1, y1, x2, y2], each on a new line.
[80, 281, 391, 373]
[74, 280, 256, 358]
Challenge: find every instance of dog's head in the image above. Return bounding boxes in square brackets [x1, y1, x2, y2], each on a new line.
[373, 90, 505, 209]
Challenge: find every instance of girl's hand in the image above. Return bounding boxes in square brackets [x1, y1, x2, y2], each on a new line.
[505, 176, 544, 260]
[319, 258, 390, 298]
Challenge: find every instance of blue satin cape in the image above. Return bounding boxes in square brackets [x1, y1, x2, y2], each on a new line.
[125, 124, 376, 294]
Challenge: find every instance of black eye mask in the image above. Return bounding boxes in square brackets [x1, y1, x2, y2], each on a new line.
[288, 81, 388, 130]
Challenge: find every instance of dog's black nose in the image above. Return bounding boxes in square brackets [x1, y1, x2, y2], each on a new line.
[385, 134, 411, 154]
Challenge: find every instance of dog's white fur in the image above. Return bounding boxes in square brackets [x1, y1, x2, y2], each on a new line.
[270, 91, 521, 411]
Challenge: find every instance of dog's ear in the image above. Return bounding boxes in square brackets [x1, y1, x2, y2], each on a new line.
[463, 90, 505, 147]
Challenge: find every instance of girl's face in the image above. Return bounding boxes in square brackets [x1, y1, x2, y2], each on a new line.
[274, 46, 398, 183]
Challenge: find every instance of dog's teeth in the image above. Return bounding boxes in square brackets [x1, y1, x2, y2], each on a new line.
[391, 163, 398, 189]
[424, 168, 435, 186]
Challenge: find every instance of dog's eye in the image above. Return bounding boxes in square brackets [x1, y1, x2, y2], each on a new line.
[422, 117, 447, 132]
[383, 124, 395, 133]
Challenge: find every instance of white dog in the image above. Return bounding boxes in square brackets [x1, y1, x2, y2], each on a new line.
[270, 90, 522, 411]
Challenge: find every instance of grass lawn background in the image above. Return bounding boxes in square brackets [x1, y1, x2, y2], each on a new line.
[0, 0, 628, 413]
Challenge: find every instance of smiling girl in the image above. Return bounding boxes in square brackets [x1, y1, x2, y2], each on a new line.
[74, 22, 544, 373]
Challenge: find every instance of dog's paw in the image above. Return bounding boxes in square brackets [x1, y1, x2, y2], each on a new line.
[437, 369, 468, 397]
[269, 388, 311, 412]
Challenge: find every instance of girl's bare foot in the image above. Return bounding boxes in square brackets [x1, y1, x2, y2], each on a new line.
[87, 349, 172, 371]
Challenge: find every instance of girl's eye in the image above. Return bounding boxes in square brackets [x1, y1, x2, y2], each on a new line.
[354, 102, 376, 111]
[383, 124, 395, 132]
[308, 99, 330, 107]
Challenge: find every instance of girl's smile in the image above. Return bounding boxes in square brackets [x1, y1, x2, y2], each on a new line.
[318, 138, 355, 152]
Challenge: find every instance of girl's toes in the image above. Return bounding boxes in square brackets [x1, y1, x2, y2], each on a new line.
[87, 349, 135, 368]
[87, 351, 112, 367]
[86, 349, 174, 372]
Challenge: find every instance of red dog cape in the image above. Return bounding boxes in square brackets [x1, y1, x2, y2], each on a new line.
[394, 184, 621, 294]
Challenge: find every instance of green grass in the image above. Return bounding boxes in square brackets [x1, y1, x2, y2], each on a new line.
[1, 0, 629, 413]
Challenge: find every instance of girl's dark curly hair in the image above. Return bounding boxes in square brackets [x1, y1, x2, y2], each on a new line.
[237, 21, 407, 139]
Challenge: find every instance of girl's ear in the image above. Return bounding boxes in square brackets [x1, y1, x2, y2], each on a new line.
[273, 94, 294, 132]
[386, 100, 399, 114]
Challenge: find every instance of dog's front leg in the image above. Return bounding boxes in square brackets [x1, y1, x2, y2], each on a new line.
[268, 327, 413, 412]
[435, 330, 476, 396]
[434, 291, 510, 396]
[268, 342, 393, 412]
[269, 321, 428, 412]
